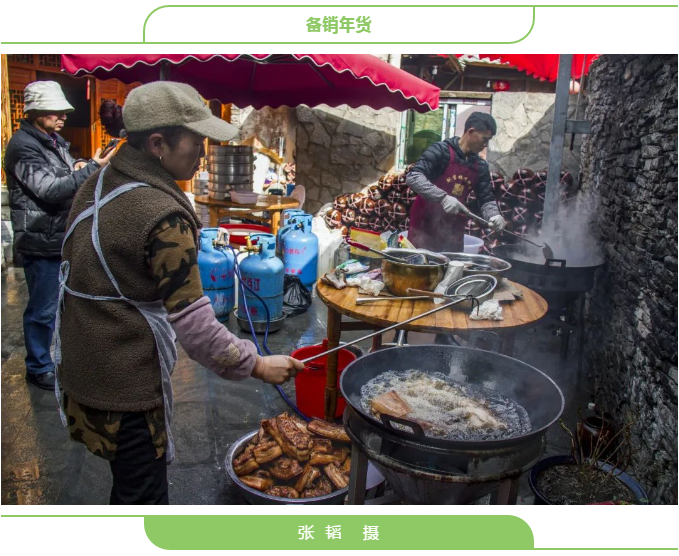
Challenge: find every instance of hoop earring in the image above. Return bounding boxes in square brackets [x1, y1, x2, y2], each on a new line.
[158, 156, 163, 167]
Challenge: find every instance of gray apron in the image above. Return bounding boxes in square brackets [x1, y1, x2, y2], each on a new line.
[54, 166, 178, 462]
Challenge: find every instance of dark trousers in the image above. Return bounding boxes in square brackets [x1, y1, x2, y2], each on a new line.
[22, 256, 61, 375]
[109, 411, 169, 505]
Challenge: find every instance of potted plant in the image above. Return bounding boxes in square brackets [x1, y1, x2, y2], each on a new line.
[529, 414, 649, 505]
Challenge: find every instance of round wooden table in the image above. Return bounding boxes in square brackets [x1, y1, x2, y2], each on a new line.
[315, 280, 548, 420]
[194, 194, 301, 236]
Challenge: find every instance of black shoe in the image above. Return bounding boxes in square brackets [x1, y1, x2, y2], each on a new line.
[26, 371, 56, 390]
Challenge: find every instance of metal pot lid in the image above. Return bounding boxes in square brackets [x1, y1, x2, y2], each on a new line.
[441, 252, 511, 273]
[443, 274, 497, 299]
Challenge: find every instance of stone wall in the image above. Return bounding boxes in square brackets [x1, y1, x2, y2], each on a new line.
[296, 104, 400, 214]
[489, 92, 585, 178]
[580, 55, 678, 504]
[230, 104, 298, 164]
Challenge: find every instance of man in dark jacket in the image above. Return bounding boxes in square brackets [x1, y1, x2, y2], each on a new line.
[407, 111, 505, 252]
[3, 81, 113, 390]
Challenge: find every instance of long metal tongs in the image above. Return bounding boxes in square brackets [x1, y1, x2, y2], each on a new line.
[465, 210, 555, 260]
[299, 294, 479, 365]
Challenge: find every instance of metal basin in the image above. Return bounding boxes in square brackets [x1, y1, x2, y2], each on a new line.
[225, 431, 348, 504]
[441, 252, 512, 280]
[236, 313, 286, 334]
[381, 248, 449, 297]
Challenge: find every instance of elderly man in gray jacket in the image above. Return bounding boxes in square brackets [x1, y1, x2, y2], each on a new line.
[3, 81, 114, 389]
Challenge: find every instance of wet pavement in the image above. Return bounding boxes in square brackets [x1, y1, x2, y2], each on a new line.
[1, 264, 590, 505]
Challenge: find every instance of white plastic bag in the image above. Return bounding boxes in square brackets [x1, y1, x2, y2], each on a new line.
[469, 299, 503, 321]
[312, 214, 344, 277]
[433, 261, 465, 304]
[346, 273, 385, 296]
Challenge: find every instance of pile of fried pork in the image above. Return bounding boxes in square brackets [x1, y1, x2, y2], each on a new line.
[232, 413, 351, 500]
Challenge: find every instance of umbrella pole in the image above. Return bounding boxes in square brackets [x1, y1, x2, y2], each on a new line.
[159, 60, 171, 81]
[542, 54, 573, 238]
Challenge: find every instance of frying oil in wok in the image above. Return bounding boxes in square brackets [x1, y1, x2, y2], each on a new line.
[360, 370, 531, 441]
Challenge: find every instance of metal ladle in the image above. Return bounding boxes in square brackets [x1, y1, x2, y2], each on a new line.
[344, 239, 428, 264]
[299, 296, 474, 365]
[465, 210, 555, 260]
[300, 277, 496, 365]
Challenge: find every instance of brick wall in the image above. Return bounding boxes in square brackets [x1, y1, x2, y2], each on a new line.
[580, 54, 678, 504]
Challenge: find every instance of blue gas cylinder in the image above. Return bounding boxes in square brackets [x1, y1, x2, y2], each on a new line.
[281, 214, 319, 288]
[198, 228, 235, 322]
[276, 208, 306, 256]
[237, 233, 284, 323]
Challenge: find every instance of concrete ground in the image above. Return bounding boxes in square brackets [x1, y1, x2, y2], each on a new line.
[1, 264, 591, 505]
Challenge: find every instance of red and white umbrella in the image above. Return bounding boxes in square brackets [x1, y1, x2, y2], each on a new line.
[61, 54, 440, 112]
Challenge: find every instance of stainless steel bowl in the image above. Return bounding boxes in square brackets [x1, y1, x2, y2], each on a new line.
[444, 274, 497, 311]
[236, 313, 286, 334]
[440, 252, 512, 279]
[224, 431, 348, 504]
[381, 248, 449, 297]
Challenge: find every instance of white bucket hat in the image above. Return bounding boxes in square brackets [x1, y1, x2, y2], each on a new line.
[23, 81, 75, 113]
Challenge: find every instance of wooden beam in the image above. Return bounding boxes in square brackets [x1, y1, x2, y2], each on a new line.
[1, 54, 12, 183]
[439, 91, 493, 100]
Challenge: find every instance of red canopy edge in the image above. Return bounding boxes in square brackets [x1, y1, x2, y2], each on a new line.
[435, 54, 599, 82]
[61, 54, 440, 112]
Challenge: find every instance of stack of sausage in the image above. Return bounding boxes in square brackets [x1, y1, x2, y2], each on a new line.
[466, 168, 578, 255]
[232, 413, 352, 500]
[324, 169, 418, 237]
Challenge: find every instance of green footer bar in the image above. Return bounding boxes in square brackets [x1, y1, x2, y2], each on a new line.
[144, 515, 533, 550]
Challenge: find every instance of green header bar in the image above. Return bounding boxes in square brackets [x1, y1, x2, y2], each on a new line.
[144, 514, 533, 550]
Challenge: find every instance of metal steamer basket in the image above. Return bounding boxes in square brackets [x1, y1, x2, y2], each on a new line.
[208, 145, 255, 195]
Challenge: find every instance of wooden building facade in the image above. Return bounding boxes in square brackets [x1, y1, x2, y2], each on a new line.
[3, 54, 138, 162]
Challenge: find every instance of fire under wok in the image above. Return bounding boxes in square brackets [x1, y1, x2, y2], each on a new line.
[339, 344, 564, 452]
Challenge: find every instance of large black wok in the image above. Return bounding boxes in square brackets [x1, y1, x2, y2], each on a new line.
[493, 243, 605, 294]
[339, 344, 564, 452]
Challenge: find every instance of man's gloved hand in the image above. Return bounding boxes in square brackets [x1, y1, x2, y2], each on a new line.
[441, 195, 468, 216]
[488, 214, 506, 232]
[252, 355, 304, 385]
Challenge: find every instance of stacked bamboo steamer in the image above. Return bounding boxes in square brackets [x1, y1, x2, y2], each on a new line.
[207, 145, 255, 200]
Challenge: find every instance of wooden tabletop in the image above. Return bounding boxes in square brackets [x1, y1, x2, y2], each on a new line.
[316, 279, 548, 334]
[194, 194, 300, 211]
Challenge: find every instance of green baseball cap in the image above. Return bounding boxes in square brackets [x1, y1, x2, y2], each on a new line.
[122, 81, 239, 142]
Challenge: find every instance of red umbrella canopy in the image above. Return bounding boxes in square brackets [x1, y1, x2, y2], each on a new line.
[61, 54, 440, 112]
[451, 54, 599, 82]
